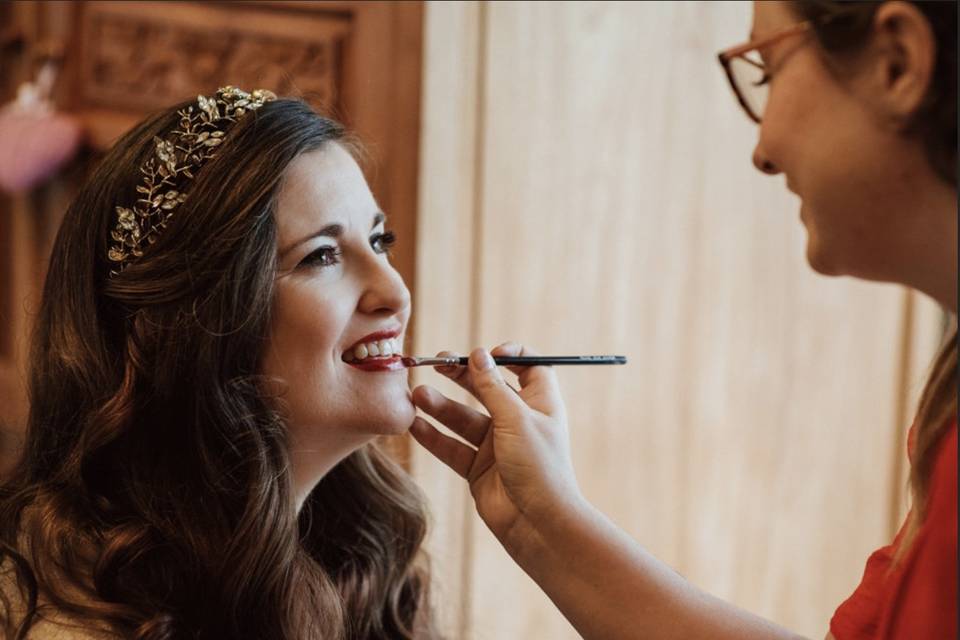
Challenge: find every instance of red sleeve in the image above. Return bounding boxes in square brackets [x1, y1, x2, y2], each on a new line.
[878, 423, 957, 639]
[831, 422, 957, 640]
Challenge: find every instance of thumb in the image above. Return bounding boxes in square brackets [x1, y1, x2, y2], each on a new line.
[468, 348, 526, 420]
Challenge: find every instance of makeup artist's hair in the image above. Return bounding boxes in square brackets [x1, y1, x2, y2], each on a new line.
[792, 0, 958, 558]
[0, 97, 437, 639]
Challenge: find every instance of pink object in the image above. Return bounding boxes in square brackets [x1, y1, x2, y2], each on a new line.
[0, 108, 83, 194]
[0, 63, 84, 194]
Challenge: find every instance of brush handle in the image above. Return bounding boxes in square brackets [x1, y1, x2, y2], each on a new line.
[407, 355, 627, 366]
[486, 355, 626, 366]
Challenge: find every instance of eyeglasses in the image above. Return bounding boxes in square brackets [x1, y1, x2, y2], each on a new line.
[717, 21, 814, 123]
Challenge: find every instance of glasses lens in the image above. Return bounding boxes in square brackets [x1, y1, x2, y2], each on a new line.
[728, 55, 768, 121]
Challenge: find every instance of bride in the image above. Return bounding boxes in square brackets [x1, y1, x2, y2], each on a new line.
[0, 87, 437, 640]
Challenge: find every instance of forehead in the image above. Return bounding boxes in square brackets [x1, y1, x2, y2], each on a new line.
[273, 143, 378, 242]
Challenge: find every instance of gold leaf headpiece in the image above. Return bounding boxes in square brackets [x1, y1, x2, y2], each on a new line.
[107, 86, 277, 277]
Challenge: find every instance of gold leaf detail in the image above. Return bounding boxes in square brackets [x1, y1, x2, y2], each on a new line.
[108, 86, 277, 278]
[198, 94, 220, 121]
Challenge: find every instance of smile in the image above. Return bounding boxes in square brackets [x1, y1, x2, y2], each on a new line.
[342, 331, 406, 372]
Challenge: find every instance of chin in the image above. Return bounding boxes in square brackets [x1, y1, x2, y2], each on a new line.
[803, 227, 844, 277]
[359, 387, 416, 435]
[806, 247, 837, 276]
[379, 402, 417, 436]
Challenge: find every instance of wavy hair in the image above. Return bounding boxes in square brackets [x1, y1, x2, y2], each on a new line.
[0, 97, 435, 639]
[792, 0, 958, 558]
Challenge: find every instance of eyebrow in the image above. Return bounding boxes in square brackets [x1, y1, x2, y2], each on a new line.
[279, 211, 386, 260]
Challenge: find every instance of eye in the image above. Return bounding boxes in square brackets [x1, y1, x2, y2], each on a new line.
[753, 73, 771, 87]
[371, 230, 396, 255]
[299, 245, 341, 269]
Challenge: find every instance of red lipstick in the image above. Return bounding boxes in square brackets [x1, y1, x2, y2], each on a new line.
[343, 326, 405, 372]
[348, 357, 405, 372]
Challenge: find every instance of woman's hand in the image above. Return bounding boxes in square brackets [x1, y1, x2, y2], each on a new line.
[410, 344, 803, 640]
[409, 342, 585, 556]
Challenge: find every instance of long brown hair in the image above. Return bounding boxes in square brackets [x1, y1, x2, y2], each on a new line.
[0, 97, 435, 639]
[793, 0, 958, 556]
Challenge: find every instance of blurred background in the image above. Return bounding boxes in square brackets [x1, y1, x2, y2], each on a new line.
[0, 1, 945, 638]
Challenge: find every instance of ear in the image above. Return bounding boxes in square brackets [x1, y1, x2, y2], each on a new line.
[868, 1, 936, 123]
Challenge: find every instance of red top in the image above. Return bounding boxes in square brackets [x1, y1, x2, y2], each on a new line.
[830, 420, 957, 640]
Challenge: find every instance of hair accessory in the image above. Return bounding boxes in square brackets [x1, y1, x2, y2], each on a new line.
[107, 85, 276, 276]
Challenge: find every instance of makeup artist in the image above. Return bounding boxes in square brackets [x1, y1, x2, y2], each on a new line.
[409, 1, 957, 638]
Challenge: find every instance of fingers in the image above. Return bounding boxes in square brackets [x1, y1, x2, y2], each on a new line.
[490, 342, 565, 416]
[408, 417, 475, 479]
[465, 348, 527, 419]
[432, 350, 476, 395]
[489, 342, 544, 383]
[412, 385, 489, 447]
[430, 343, 564, 418]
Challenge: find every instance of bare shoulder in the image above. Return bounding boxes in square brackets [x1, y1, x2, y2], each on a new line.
[0, 559, 119, 640]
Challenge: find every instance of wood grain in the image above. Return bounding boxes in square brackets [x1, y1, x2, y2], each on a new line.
[414, 1, 941, 637]
[410, 2, 482, 637]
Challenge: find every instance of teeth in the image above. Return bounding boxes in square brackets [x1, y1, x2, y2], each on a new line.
[345, 337, 403, 362]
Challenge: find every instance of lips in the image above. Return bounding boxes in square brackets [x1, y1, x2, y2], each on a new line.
[342, 328, 406, 372]
[347, 357, 405, 372]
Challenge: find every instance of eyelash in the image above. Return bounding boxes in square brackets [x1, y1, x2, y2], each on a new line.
[299, 231, 397, 269]
[754, 73, 772, 87]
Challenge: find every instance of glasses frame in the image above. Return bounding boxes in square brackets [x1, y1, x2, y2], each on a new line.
[717, 21, 813, 123]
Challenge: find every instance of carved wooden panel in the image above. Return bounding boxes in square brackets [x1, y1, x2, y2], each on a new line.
[75, 2, 349, 114]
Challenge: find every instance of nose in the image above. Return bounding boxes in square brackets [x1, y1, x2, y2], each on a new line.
[752, 143, 780, 175]
[357, 256, 411, 317]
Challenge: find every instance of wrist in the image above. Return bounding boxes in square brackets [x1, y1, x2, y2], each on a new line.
[503, 489, 597, 572]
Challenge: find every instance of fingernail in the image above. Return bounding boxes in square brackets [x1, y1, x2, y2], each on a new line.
[472, 348, 494, 371]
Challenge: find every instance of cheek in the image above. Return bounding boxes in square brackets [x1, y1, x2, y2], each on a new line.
[266, 287, 345, 377]
[261, 282, 414, 436]
[764, 65, 870, 206]
[762, 79, 821, 177]
[760, 47, 855, 175]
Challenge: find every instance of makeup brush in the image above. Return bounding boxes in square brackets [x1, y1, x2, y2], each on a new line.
[400, 355, 627, 367]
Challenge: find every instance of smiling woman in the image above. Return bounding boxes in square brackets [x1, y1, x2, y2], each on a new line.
[263, 143, 415, 510]
[0, 90, 436, 639]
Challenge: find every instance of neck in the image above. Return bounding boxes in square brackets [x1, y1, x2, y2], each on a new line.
[289, 431, 374, 513]
[895, 174, 958, 315]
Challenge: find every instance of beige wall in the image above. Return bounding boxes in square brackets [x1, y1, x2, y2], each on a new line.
[411, 2, 943, 638]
